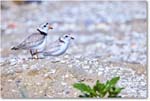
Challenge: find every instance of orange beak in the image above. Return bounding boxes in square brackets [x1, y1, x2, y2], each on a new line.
[48, 25, 53, 29]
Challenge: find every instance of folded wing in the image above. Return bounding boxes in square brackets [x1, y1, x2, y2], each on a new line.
[16, 33, 45, 49]
[43, 40, 62, 56]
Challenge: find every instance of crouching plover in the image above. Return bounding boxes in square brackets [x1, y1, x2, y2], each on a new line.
[11, 22, 53, 59]
[39, 34, 74, 57]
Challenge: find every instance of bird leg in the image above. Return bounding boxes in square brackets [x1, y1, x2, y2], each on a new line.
[35, 50, 39, 59]
[30, 50, 38, 59]
[30, 50, 44, 59]
[30, 50, 34, 59]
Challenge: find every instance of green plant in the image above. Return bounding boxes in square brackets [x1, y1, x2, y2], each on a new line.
[73, 76, 124, 98]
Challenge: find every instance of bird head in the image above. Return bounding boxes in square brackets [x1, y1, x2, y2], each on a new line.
[37, 22, 53, 34]
[59, 34, 75, 43]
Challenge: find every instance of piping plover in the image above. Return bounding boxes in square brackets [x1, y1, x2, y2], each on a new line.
[40, 34, 74, 57]
[11, 22, 53, 59]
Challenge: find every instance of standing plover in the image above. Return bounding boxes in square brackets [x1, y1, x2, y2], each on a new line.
[11, 22, 53, 59]
[41, 34, 74, 57]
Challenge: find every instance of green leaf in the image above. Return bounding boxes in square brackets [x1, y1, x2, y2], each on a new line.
[109, 77, 120, 88]
[108, 87, 124, 97]
[114, 87, 124, 94]
[73, 83, 93, 94]
[93, 80, 106, 97]
[100, 77, 120, 97]
[73, 76, 124, 98]
[107, 77, 123, 97]
[74, 83, 97, 97]
[93, 80, 105, 92]
[104, 81, 110, 91]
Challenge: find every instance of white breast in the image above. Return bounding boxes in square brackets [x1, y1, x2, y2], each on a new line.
[32, 37, 47, 52]
[50, 41, 69, 56]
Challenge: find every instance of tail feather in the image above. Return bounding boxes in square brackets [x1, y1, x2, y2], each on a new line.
[11, 47, 19, 50]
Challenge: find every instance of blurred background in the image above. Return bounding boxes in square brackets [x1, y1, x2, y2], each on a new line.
[0, 1, 147, 98]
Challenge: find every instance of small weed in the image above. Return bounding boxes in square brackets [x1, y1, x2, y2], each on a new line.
[73, 76, 124, 98]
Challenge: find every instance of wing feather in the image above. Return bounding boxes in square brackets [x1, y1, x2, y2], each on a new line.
[42, 40, 63, 56]
[17, 33, 45, 49]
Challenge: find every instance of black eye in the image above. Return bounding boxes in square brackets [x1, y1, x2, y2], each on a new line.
[65, 35, 68, 37]
[43, 25, 46, 27]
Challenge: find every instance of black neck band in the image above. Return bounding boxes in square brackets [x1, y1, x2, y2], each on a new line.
[37, 29, 47, 35]
[59, 37, 65, 43]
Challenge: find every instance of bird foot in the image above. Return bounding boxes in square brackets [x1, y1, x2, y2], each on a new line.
[28, 56, 45, 60]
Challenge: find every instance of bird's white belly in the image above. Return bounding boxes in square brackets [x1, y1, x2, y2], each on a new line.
[51, 42, 69, 56]
[32, 37, 47, 52]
